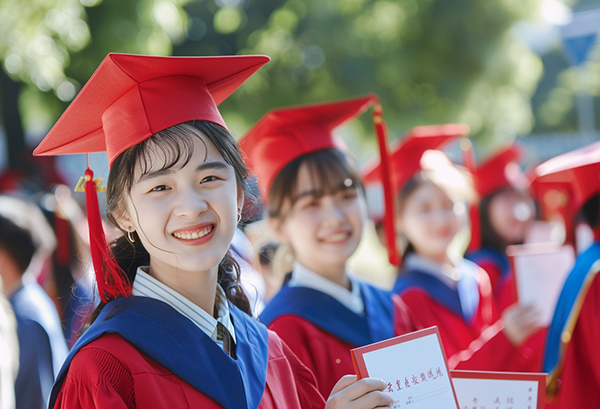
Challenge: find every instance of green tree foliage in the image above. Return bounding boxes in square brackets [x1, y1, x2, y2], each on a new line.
[1, 0, 555, 161]
[178, 0, 549, 154]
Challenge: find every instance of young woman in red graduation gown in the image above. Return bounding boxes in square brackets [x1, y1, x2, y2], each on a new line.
[389, 150, 543, 372]
[464, 144, 537, 312]
[240, 95, 415, 399]
[33, 53, 394, 409]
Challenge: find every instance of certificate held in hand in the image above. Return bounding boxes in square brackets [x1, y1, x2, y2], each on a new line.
[351, 326, 459, 409]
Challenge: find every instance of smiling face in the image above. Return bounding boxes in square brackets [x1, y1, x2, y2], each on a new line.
[486, 189, 535, 246]
[397, 179, 460, 264]
[269, 150, 366, 280]
[114, 125, 243, 280]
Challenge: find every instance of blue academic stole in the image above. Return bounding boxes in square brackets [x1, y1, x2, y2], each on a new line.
[466, 247, 511, 281]
[543, 242, 600, 381]
[50, 296, 269, 409]
[393, 259, 480, 324]
[260, 279, 395, 347]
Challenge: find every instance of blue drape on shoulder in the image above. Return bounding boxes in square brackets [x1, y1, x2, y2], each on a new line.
[393, 260, 480, 323]
[259, 279, 395, 347]
[543, 241, 600, 373]
[466, 247, 510, 280]
[50, 296, 269, 409]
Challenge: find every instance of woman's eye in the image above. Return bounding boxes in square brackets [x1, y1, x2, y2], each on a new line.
[201, 175, 219, 183]
[341, 190, 357, 201]
[151, 185, 169, 192]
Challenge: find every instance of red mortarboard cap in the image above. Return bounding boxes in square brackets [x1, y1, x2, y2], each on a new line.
[240, 94, 401, 265]
[34, 53, 270, 165]
[531, 141, 600, 245]
[361, 123, 468, 265]
[240, 94, 377, 202]
[463, 142, 528, 251]
[472, 143, 527, 198]
[362, 123, 469, 196]
[33, 53, 270, 302]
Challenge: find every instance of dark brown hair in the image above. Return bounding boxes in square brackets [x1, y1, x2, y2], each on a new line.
[88, 121, 252, 325]
[268, 148, 363, 220]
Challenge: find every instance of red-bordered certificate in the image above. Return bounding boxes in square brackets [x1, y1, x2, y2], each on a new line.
[351, 326, 459, 409]
[451, 370, 546, 409]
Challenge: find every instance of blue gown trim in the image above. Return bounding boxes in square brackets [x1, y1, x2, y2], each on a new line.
[50, 296, 269, 409]
[466, 247, 510, 280]
[543, 241, 600, 374]
[393, 260, 480, 323]
[259, 279, 395, 347]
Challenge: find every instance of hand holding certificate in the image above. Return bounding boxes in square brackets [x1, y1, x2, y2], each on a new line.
[351, 327, 459, 409]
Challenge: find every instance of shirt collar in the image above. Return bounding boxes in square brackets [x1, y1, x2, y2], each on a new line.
[288, 262, 364, 314]
[403, 253, 463, 289]
[132, 267, 236, 345]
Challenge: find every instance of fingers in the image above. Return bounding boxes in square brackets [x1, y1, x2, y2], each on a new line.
[326, 377, 393, 409]
[329, 375, 359, 396]
[502, 304, 544, 345]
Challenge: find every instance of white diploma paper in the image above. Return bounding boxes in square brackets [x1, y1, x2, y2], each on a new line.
[507, 243, 575, 326]
[451, 370, 545, 409]
[352, 327, 458, 409]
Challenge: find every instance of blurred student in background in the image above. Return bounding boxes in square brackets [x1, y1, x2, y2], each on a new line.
[363, 128, 543, 372]
[242, 95, 415, 399]
[0, 278, 18, 409]
[464, 143, 537, 311]
[0, 196, 68, 409]
[532, 142, 600, 408]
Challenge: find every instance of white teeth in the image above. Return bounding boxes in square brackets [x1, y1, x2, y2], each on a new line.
[323, 232, 349, 243]
[173, 226, 213, 240]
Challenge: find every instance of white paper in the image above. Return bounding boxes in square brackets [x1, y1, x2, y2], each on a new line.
[361, 333, 458, 409]
[509, 243, 575, 326]
[453, 377, 539, 409]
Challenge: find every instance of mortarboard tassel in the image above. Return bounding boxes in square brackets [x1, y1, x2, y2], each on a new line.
[78, 162, 131, 303]
[372, 101, 400, 266]
[461, 139, 481, 252]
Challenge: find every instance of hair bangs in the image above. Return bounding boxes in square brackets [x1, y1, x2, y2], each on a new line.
[134, 125, 200, 182]
[269, 149, 362, 219]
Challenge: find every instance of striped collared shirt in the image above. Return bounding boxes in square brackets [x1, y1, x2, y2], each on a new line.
[132, 267, 236, 349]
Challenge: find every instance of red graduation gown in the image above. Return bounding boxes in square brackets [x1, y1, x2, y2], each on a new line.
[394, 260, 541, 372]
[50, 296, 325, 409]
[261, 281, 415, 398]
[54, 332, 324, 409]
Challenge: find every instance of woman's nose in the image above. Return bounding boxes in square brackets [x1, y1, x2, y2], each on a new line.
[173, 188, 208, 218]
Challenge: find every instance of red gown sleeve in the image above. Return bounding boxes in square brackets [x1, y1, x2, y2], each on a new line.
[53, 346, 134, 409]
[280, 337, 327, 407]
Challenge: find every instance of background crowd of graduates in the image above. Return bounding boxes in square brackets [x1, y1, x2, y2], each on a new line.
[0, 83, 599, 408]
[0, 1, 600, 408]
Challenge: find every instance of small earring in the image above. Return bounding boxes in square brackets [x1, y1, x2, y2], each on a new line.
[127, 230, 135, 243]
[237, 209, 242, 224]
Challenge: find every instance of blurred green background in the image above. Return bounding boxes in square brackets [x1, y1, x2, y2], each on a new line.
[0, 0, 598, 172]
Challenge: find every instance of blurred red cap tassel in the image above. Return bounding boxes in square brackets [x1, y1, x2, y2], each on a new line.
[83, 167, 131, 302]
[372, 101, 400, 266]
[461, 139, 481, 252]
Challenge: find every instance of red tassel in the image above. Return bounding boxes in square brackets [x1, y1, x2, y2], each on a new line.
[372, 101, 400, 266]
[83, 167, 131, 302]
[461, 139, 481, 252]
